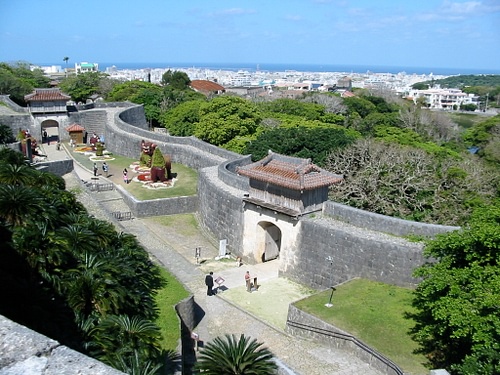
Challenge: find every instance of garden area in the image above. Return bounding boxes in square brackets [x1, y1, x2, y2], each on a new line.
[68, 142, 198, 200]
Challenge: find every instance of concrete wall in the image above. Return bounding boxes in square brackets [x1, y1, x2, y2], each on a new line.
[34, 159, 74, 177]
[0, 315, 125, 375]
[115, 184, 198, 218]
[285, 305, 404, 375]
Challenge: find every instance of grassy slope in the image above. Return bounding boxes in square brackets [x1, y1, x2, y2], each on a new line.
[295, 279, 428, 374]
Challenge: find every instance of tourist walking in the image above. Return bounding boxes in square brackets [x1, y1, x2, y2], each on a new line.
[42, 130, 47, 144]
[123, 168, 129, 184]
[93, 163, 98, 177]
[205, 272, 214, 296]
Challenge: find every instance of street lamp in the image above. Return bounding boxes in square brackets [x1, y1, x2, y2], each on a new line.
[325, 286, 336, 308]
[325, 256, 335, 307]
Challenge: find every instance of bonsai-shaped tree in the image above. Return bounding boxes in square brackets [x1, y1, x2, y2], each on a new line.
[150, 147, 166, 182]
[95, 142, 104, 156]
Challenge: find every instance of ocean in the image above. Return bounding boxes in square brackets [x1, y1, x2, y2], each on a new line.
[46, 62, 500, 76]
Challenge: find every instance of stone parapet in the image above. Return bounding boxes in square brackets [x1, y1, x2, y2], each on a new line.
[0, 315, 125, 375]
[323, 201, 459, 238]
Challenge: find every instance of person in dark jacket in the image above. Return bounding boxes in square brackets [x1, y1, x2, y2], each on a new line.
[205, 272, 214, 296]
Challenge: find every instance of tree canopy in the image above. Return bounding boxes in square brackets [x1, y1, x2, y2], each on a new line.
[194, 96, 262, 146]
[59, 71, 110, 103]
[160, 69, 191, 89]
[0, 62, 51, 104]
[409, 202, 500, 374]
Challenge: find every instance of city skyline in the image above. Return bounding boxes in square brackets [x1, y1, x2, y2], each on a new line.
[1, 0, 499, 72]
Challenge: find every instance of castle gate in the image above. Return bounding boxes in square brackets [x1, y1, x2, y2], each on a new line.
[241, 205, 300, 264]
[258, 221, 281, 261]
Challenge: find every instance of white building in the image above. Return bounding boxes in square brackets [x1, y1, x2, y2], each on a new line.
[407, 88, 480, 110]
[74, 62, 99, 74]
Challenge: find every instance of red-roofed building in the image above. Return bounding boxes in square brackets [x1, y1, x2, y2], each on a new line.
[236, 151, 343, 262]
[190, 80, 225, 96]
[65, 123, 85, 144]
[237, 151, 343, 217]
[24, 88, 70, 114]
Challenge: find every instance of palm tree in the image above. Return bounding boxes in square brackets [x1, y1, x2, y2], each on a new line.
[88, 314, 162, 372]
[195, 334, 278, 375]
[63, 56, 69, 75]
[0, 185, 44, 226]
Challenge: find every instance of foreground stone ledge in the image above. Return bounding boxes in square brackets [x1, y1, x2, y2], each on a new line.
[0, 315, 125, 375]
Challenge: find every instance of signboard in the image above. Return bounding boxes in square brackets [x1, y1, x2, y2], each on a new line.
[219, 239, 227, 257]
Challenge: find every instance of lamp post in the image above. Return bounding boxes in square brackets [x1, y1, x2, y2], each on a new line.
[325, 256, 335, 308]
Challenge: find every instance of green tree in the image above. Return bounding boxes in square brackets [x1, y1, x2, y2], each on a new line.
[63, 57, 69, 75]
[245, 125, 359, 165]
[195, 334, 278, 375]
[160, 69, 191, 89]
[409, 203, 500, 374]
[343, 96, 377, 118]
[59, 71, 109, 102]
[0, 62, 50, 105]
[194, 96, 262, 146]
[106, 81, 159, 102]
[159, 99, 205, 136]
[0, 149, 165, 372]
[411, 82, 429, 90]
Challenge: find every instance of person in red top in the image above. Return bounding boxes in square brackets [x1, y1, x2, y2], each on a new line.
[245, 271, 252, 292]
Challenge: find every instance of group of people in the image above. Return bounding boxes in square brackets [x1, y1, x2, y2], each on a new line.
[204, 267, 257, 296]
[93, 162, 109, 177]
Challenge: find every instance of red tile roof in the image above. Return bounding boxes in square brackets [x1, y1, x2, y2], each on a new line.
[237, 152, 343, 191]
[24, 88, 71, 102]
[190, 80, 225, 94]
[66, 124, 85, 132]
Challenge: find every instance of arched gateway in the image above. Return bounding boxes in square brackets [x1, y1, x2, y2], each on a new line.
[237, 151, 343, 264]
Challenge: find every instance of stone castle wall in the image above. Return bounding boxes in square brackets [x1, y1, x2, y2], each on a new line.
[107, 105, 456, 289]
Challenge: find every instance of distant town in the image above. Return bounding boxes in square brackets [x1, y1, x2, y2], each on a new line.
[35, 61, 484, 111]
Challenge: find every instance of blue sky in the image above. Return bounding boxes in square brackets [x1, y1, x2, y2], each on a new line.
[1, 0, 499, 71]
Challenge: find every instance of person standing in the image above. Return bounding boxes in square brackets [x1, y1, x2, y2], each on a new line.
[42, 130, 47, 144]
[102, 162, 109, 177]
[205, 272, 214, 296]
[245, 271, 252, 292]
[93, 163, 98, 177]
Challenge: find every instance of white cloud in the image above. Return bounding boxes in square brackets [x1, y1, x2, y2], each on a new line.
[284, 14, 303, 21]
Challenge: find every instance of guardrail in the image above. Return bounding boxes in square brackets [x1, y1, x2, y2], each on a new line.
[286, 320, 405, 375]
[86, 182, 114, 192]
[112, 211, 133, 221]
